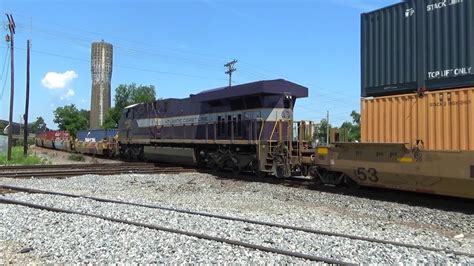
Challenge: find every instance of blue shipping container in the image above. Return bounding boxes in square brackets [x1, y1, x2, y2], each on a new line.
[76, 129, 117, 142]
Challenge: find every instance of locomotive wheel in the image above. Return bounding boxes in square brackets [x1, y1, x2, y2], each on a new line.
[137, 146, 145, 161]
[301, 165, 309, 177]
[232, 165, 241, 175]
[251, 159, 268, 178]
[210, 163, 221, 172]
[125, 147, 133, 161]
[256, 170, 269, 178]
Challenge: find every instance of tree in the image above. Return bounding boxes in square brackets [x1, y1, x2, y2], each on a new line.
[130, 85, 156, 104]
[313, 119, 331, 144]
[350, 110, 360, 125]
[28, 116, 48, 133]
[339, 110, 361, 142]
[53, 104, 89, 137]
[103, 83, 156, 129]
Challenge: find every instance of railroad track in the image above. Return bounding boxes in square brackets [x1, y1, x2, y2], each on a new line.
[0, 185, 349, 264]
[0, 163, 195, 179]
[1, 185, 473, 262]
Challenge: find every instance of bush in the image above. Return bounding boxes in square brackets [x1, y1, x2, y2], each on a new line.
[68, 154, 85, 162]
[16, 138, 36, 147]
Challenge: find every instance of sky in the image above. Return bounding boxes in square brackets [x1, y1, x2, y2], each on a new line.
[0, 0, 398, 129]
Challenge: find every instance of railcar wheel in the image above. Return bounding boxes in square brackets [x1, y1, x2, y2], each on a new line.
[107, 149, 114, 158]
[345, 176, 360, 189]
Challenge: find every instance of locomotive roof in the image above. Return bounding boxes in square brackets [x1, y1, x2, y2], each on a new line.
[190, 79, 309, 102]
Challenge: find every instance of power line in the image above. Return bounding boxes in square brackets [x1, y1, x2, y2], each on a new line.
[16, 28, 260, 80]
[10, 45, 224, 80]
[0, 52, 10, 101]
[14, 14, 360, 101]
[16, 28, 225, 69]
[0, 46, 9, 80]
[14, 16, 226, 61]
[12, 17, 358, 98]
[12, 12, 362, 105]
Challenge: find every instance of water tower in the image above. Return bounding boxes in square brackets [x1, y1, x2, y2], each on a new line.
[90, 41, 113, 129]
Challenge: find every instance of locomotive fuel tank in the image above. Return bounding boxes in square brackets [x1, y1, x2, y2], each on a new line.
[143, 146, 196, 166]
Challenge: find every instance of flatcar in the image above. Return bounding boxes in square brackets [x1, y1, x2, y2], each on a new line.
[311, 143, 474, 199]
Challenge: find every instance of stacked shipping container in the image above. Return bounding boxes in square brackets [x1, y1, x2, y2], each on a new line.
[76, 129, 117, 142]
[361, 0, 474, 151]
[361, 0, 474, 97]
[361, 88, 474, 150]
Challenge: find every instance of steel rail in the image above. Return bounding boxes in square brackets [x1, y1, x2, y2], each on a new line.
[0, 167, 193, 179]
[0, 170, 195, 179]
[0, 162, 155, 170]
[0, 196, 353, 264]
[2, 185, 472, 258]
[0, 167, 185, 175]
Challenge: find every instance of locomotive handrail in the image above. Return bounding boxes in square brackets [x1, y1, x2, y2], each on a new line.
[257, 118, 265, 144]
[269, 119, 279, 142]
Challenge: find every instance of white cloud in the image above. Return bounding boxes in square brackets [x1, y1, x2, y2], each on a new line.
[60, 89, 75, 100]
[41, 70, 78, 90]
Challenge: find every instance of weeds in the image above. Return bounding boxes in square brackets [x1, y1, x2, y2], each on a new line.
[68, 154, 85, 162]
[0, 146, 44, 165]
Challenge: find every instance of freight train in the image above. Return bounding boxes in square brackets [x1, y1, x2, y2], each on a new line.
[36, 79, 474, 199]
[35, 0, 474, 199]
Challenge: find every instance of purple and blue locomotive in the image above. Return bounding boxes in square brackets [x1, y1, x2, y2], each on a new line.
[118, 79, 309, 177]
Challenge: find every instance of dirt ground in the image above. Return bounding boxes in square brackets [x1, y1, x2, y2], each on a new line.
[30, 146, 121, 165]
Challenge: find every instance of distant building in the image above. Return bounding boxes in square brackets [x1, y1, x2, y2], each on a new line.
[0, 120, 21, 135]
[90, 41, 113, 129]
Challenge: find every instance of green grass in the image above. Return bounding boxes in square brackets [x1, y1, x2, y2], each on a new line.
[0, 146, 47, 165]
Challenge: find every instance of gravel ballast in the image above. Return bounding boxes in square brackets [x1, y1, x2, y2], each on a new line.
[1, 173, 473, 263]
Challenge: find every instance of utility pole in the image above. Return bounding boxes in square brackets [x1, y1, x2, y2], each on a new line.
[24, 39, 31, 156]
[326, 111, 330, 145]
[5, 14, 15, 161]
[224, 59, 237, 87]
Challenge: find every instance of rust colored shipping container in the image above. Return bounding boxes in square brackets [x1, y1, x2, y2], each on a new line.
[361, 88, 474, 151]
[35, 130, 70, 141]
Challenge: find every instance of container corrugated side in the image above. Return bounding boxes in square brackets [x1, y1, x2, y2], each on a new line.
[361, 1, 417, 97]
[361, 0, 474, 97]
[361, 87, 474, 151]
